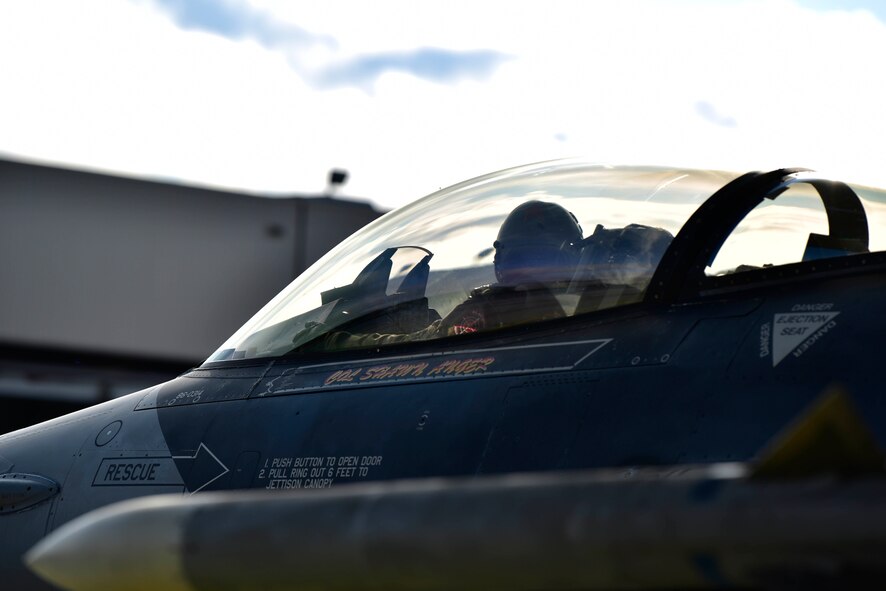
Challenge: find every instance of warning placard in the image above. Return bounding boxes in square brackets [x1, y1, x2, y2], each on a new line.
[771, 312, 839, 366]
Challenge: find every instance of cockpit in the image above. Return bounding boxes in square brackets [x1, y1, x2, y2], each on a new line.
[207, 161, 886, 363]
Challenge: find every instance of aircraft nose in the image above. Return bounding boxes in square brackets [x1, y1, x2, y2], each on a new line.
[25, 495, 192, 591]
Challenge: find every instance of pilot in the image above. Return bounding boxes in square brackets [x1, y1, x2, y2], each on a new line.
[442, 200, 583, 334]
[494, 200, 584, 286]
[309, 201, 584, 351]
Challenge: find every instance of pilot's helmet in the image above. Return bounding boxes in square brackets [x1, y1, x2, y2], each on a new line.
[493, 201, 583, 285]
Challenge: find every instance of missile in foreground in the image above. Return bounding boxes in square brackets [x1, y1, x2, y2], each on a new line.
[25, 465, 886, 591]
[27, 390, 886, 591]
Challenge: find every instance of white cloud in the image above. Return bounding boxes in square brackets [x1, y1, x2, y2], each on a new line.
[1, 0, 885, 209]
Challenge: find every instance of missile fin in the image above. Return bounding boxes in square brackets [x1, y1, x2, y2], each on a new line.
[751, 386, 886, 480]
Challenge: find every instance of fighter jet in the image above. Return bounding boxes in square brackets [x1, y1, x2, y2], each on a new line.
[3, 161, 886, 590]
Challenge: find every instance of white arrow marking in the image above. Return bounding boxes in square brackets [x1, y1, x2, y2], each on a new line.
[172, 443, 230, 494]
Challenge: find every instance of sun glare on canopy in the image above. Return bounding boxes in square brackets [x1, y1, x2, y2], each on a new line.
[207, 160, 886, 363]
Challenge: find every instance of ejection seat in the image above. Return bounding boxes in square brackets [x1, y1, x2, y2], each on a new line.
[571, 223, 673, 315]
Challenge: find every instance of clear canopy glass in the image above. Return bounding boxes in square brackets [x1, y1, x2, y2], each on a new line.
[708, 172, 886, 275]
[207, 161, 743, 362]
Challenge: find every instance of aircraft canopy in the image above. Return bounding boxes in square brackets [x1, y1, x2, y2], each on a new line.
[206, 161, 885, 362]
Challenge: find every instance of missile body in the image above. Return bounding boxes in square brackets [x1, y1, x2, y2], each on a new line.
[27, 464, 886, 591]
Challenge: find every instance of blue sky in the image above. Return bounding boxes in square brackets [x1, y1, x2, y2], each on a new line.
[151, 0, 322, 47]
[149, 0, 510, 90]
[798, 0, 886, 20]
[0, 0, 884, 208]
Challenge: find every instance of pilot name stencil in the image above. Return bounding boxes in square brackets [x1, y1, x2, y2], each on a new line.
[258, 454, 384, 490]
[765, 304, 839, 367]
[255, 340, 609, 397]
[325, 357, 495, 387]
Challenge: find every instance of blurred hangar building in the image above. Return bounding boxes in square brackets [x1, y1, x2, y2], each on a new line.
[0, 158, 384, 434]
